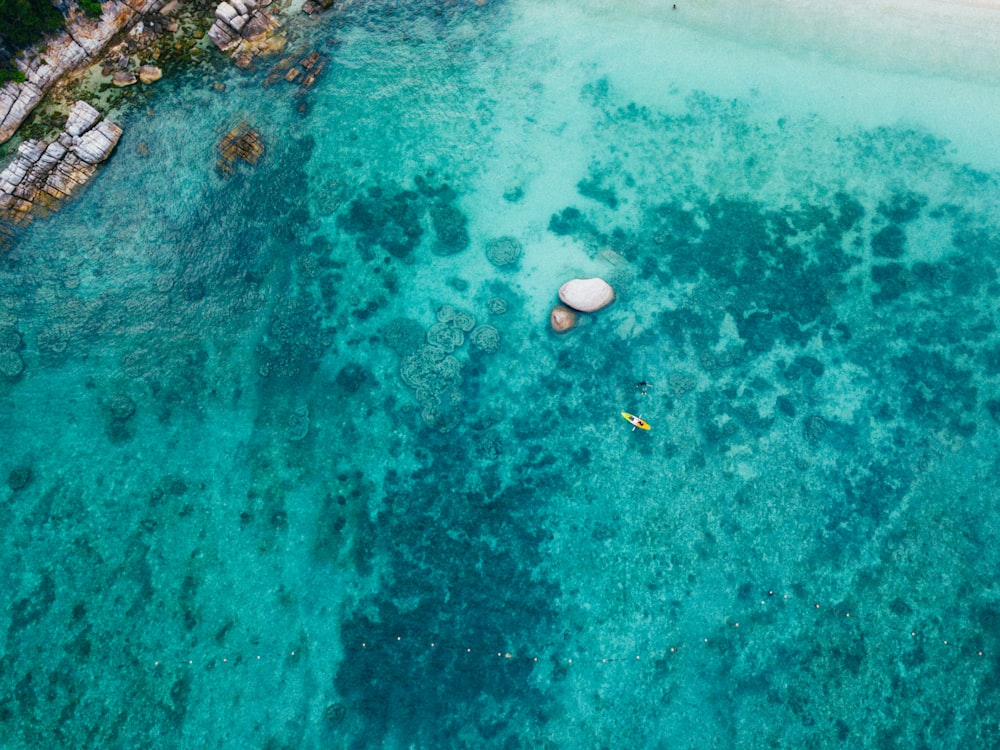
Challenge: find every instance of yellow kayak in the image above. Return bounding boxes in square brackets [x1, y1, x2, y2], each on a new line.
[621, 412, 651, 430]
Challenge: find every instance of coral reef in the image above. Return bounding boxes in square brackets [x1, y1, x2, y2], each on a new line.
[425, 322, 464, 353]
[430, 202, 469, 255]
[485, 236, 523, 268]
[381, 317, 425, 355]
[0, 323, 22, 376]
[400, 343, 464, 430]
[469, 324, 500, 354]
[108, 394, 136, 421]
[285, 406, 310, 441]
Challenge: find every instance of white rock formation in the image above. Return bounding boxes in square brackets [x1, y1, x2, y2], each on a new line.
[208, 0, 277, 53]
[0, 101, 122, 221]
[558, 277, 616, 313]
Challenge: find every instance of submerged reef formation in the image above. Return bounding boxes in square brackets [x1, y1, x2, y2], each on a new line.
[216, 121, 265, 176]
[263, 49, 327, 92]
[396, 304, 501, 430]
[0, 323, 23, 377]
[0, 101, 121, 225]
[484, 235, 523, 268]
[285, 405, 310, 441]
[335, 174, 471, 261]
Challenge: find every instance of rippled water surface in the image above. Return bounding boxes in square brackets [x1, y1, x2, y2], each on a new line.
[3, 1, 1000, 747]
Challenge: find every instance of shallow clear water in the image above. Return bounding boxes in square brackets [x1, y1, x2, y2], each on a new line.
[3, 0, 1000, 747]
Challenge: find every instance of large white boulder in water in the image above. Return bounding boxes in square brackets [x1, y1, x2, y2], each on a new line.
[558, 277, 615, 312]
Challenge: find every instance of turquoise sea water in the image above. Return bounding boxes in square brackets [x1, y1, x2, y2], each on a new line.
[3, 1, 1000, 747]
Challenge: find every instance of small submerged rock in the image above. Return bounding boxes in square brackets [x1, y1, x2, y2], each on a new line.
[549, 305, 577, 333]
[138, 64, 163, 83]
[216, 121, 264, 175]
[8, 465, 32, 491]
[112, 71, 138, 87]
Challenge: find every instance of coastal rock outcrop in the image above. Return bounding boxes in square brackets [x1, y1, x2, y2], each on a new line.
[208, 0, 279, 54]
[0, 101, 122, 224]
[558, 277, 615, 312]
[0, 0, 161, 144]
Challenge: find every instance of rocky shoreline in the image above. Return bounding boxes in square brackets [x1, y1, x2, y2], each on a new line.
[0, 0, 319, 234]
[0, 100, 122, 223]
[0, 0, 163, 144]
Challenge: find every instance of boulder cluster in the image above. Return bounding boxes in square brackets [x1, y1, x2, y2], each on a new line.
[0, 101, 122, 224]
[208, 0, 278, 54]
[550, 277, 615, 333]
[111, 64, 163, 87]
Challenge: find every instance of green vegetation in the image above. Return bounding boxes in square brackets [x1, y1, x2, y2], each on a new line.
[0, 67, 27, 84]
[0, 0, 65, 48]
[79, 0, 101, 18]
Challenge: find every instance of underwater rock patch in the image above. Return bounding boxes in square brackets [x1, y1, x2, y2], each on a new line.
[335, 363, 371, 393]
[430, 202, 469, 255]
[0, 325, 21, 351]
[803, 414, 827, 441]
[382, 317, 425, 355]
[217, 121, 265, 176]
[668, 372, 697, 396]
[108, 394, 136, 421]
[7, 465, 31, 491]
[285, 406, 310, 441]
[871, 225, 906, 259]
[0, 350, 24, 378]
[549, 305, 576, 333]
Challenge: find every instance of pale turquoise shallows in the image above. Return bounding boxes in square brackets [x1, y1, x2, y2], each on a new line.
[2, 1, 1000, 748]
